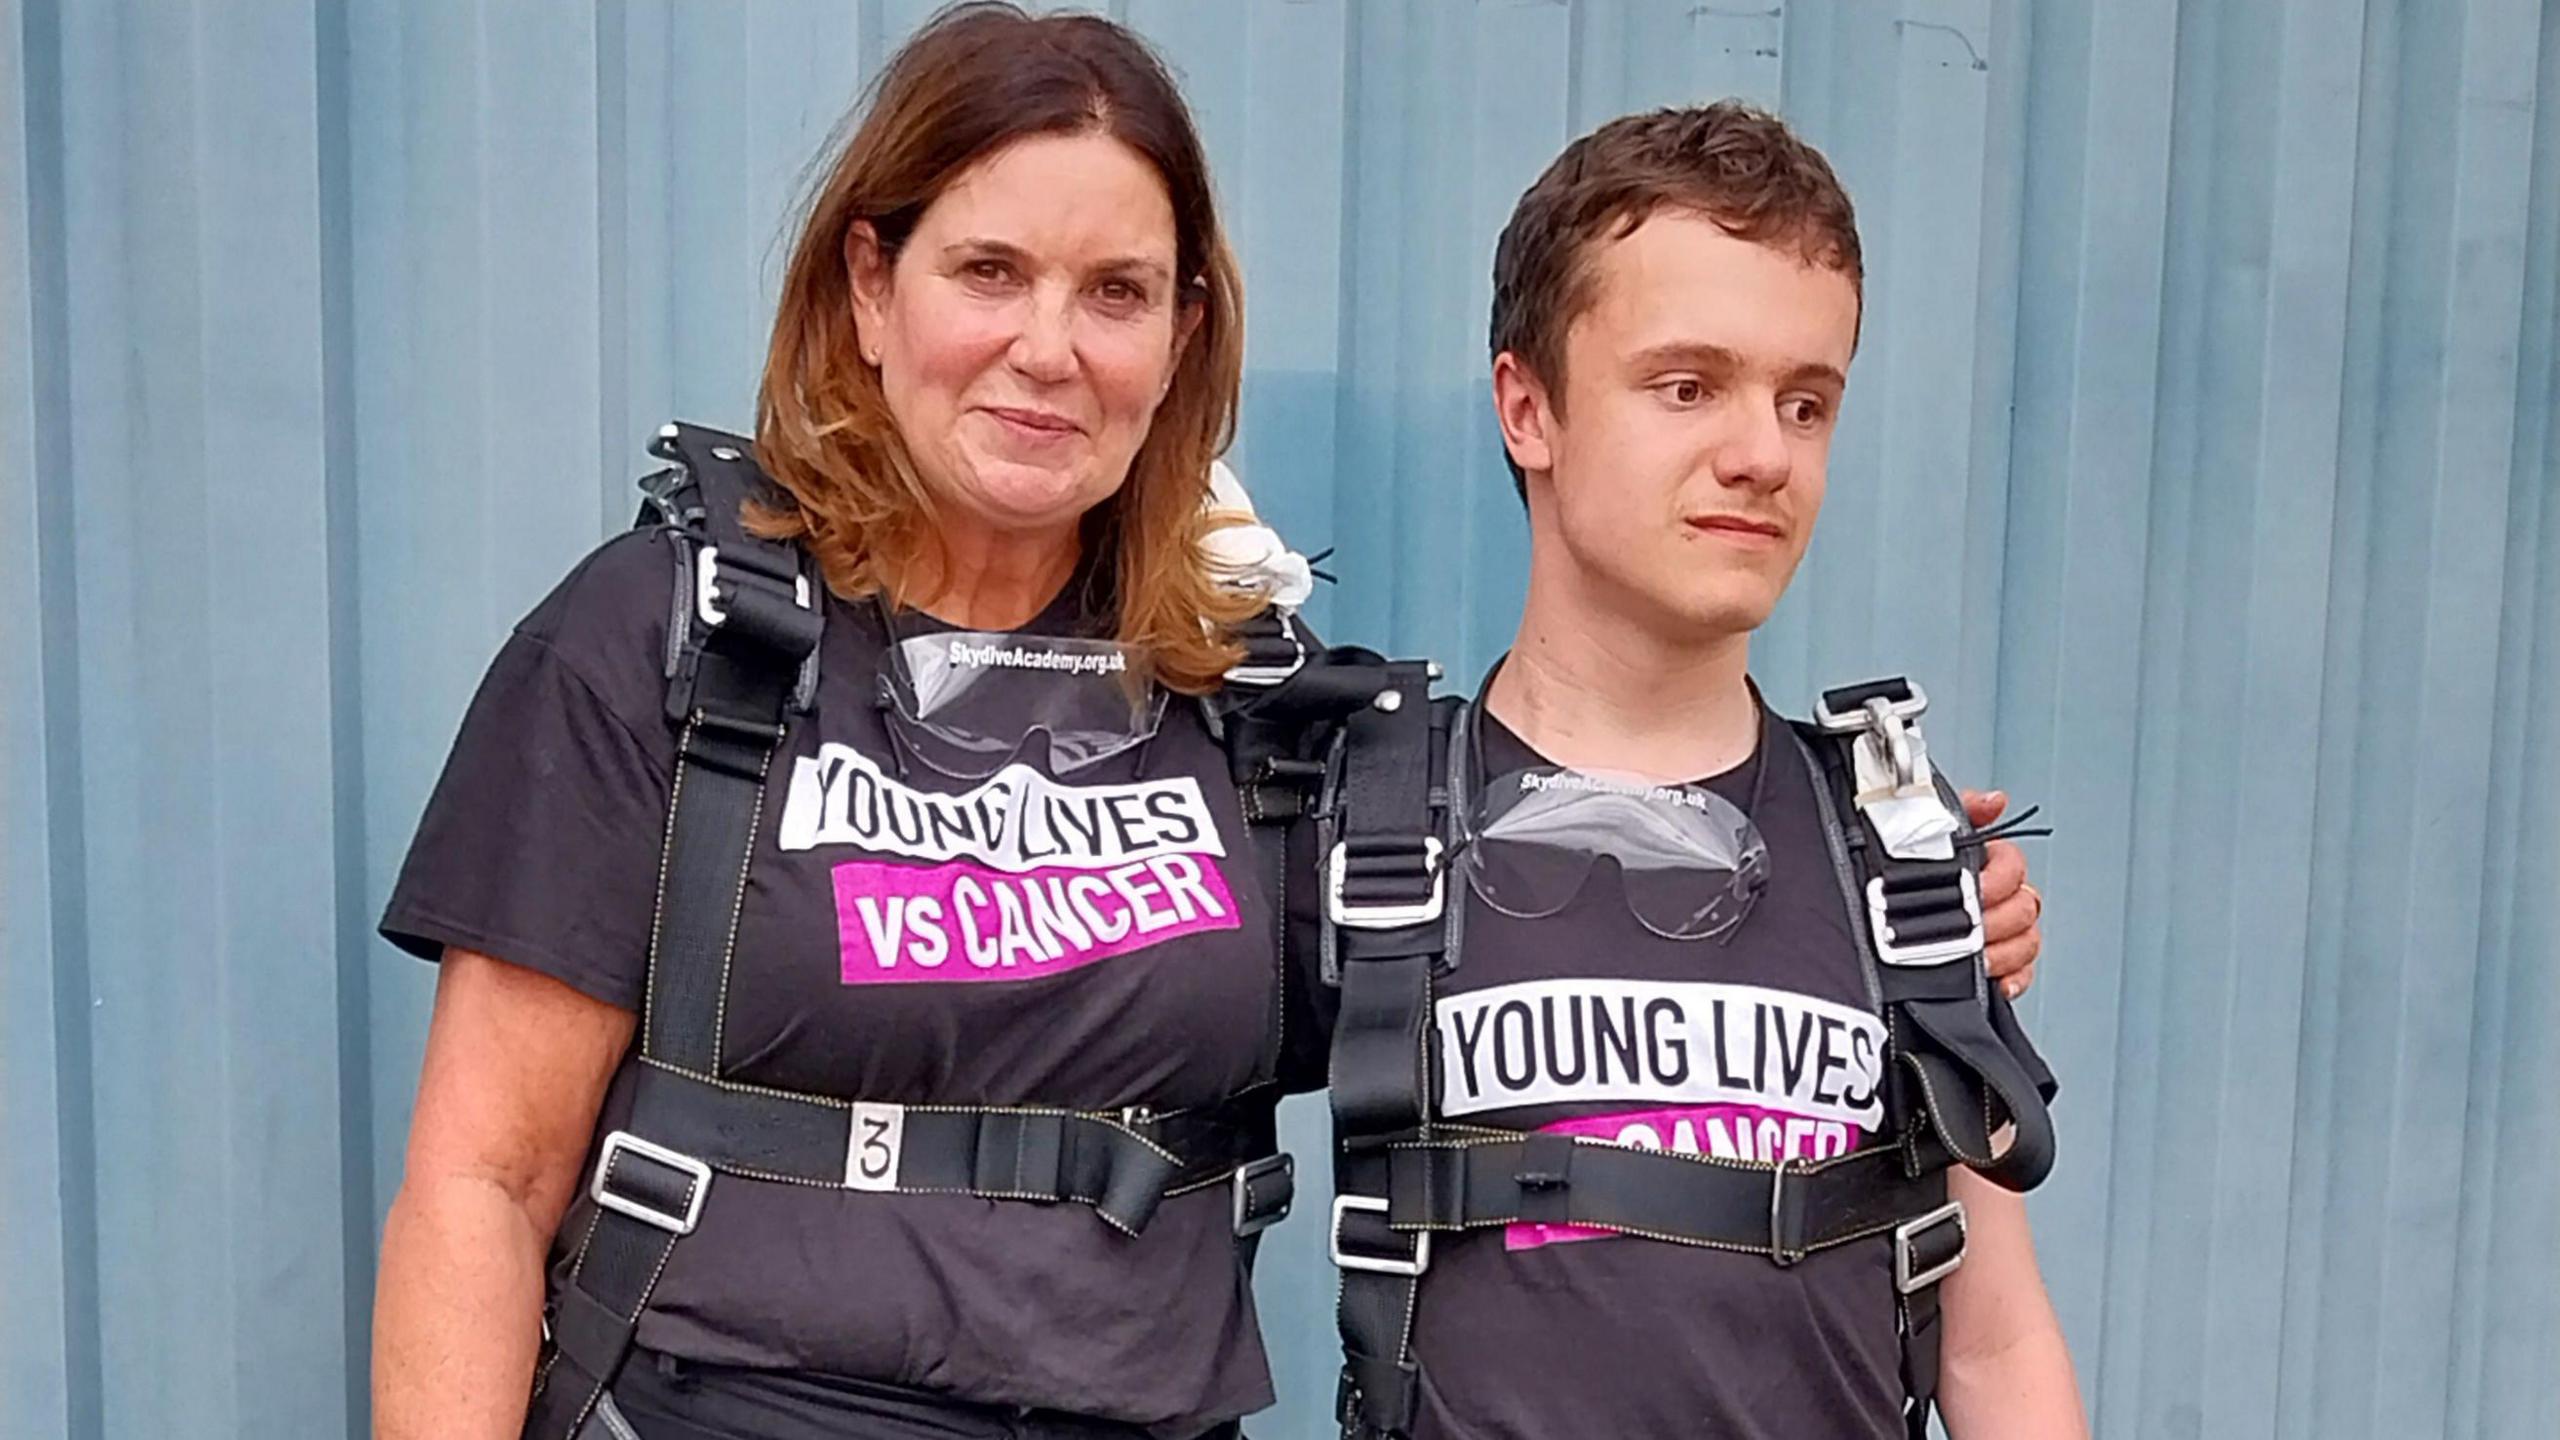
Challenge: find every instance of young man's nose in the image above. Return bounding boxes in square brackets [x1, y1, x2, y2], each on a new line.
[1711, 397, 1793, 492]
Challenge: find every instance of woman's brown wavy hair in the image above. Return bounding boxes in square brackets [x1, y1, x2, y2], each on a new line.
[752, 1, 1257, 692]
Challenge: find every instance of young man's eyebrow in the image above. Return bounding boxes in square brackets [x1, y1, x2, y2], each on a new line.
[1626, 343, 1845, 391]
[1626, 341, 1742, 372]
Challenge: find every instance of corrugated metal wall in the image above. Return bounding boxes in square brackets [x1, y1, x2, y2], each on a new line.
[6, 1, 2555, 1436]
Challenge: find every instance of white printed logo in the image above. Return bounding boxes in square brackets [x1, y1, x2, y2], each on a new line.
[1434, 978, 1887, 1130]
[943, 638, 1128, 676]
[778, 743, 1225, 867]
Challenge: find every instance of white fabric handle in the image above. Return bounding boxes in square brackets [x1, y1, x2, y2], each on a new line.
[1200, 458, 1315, 608]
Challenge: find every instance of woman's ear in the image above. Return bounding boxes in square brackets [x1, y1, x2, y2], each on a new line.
[848, 221, 892, 365]
[1165, 284, 1206, 393]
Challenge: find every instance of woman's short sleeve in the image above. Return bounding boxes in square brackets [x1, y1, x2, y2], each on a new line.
[377, 533, 679, 1011]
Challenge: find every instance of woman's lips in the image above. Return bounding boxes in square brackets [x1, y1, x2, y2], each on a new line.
[982, 406, 1082, 442]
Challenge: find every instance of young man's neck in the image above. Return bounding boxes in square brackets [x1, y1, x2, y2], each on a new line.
[1487, 582, 1762, 782]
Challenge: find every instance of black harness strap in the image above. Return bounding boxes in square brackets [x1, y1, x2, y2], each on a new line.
[1381, 1128, 1954, 1258]
[530, 424, 820, 1440]
[1802, 679, 2060, 1439]
[1321, 664, 1451, 1440]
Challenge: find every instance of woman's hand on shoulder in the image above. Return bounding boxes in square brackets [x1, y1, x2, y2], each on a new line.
[1964, 790, 2043, 1000]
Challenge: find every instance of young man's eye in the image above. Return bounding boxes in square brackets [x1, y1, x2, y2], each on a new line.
[1783, 396, 1831, 426]
[1659, 378, 1707, 407]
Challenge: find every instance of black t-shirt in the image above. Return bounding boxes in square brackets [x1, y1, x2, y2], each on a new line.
[1407, 706, 1906, 1440]
[381, 531, 1291, 1436]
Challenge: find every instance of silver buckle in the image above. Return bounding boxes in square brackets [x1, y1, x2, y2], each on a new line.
[590, 1130, 711, 1236]
[1329, 1194, 1431, 1277]
[1818, 683, 1931, 791]
[1865, 870, 1985, 967]
[1894, 1199, 1968, 1294]
[1325, 838, 1447, 930]
[1231, 1153, 1295, 1237]
[1768, 1155, 1800, 1266]
[695, 544, 813, 629]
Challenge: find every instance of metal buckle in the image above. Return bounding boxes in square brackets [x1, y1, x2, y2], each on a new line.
[1767, 1155, 1801, 1266]
[1894, 1199, 1968, 1294]
[1329, 1194, 1431, 1277]
[1865, 870, 1985, 967]
[1231, 1153, 1295, 1237]
[1325, 838, 1447, 930]
[695, 544, 813, 628]
[589, 1130, 711, 1236]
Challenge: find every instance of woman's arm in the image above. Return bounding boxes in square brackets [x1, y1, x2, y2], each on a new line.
[1933, 1167, 2088, 1439]
[373, 949, 634, 1440]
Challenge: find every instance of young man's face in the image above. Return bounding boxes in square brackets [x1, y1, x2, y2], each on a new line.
[1499, 211, 1859, 640]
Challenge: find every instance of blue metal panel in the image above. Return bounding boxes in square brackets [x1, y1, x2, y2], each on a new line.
[7, 2, 2555, 1436]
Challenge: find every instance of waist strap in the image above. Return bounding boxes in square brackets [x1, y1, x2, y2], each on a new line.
[1332, 1127, 1960, 1269]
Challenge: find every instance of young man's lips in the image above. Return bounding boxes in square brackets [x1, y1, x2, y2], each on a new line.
[1687, 516, 1785, 543]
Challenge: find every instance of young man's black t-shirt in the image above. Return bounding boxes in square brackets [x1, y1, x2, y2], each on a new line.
[1406, 707, 1908, 1440]
[381, 532, 1294, 1437]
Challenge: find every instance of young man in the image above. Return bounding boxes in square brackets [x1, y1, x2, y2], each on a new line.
[1322, 103, 2085, 1440]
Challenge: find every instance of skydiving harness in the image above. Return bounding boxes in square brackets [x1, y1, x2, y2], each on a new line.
[1322, 673, 2060, 1440]
[523, 423, 1350, 1440]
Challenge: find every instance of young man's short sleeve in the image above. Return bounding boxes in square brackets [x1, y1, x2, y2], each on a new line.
[378, 533, 679, 1011]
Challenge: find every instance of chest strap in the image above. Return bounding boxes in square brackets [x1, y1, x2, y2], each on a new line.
[594, 1063, 1293, 1236]
[1355, 1128, 1960, 1267]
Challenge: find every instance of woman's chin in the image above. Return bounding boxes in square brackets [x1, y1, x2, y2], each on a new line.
[950, 456, 1119, 533]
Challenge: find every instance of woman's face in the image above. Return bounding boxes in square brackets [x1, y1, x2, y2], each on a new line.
[852, 132, 1200, 542]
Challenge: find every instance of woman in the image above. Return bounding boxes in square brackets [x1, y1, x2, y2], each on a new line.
[371, 7, 2047, 1439]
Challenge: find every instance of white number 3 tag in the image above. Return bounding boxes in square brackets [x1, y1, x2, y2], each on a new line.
[845, 1103, 907, 1191]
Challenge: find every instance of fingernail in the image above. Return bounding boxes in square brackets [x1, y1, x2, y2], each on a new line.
[2003, 978, 2023, 999]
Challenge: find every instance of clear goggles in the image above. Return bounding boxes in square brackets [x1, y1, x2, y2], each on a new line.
[878, 630, 1166, 779]
[1458, 701, 1772, 942]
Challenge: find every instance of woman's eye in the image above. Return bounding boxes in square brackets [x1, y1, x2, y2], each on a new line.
[1095, 279, 1147, 309]
[963, 259, 1015, 286]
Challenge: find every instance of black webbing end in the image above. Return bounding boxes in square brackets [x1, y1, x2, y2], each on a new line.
[1338, 1353, 1421, 1439]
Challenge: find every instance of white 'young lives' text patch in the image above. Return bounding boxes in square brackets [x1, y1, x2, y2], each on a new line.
[1434, 978, 1887, 1131]
[777, 743, 1225, 868]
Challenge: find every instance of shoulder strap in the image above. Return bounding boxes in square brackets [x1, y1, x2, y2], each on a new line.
[1320, 668, 1457, 1440]
[1801, 679, 2058, 1190]
[529, 423, 822, 1439]
[1801, 676, 2061, 1440]
[631, 422, 824, 1071]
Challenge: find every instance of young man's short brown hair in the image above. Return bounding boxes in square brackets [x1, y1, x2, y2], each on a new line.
[1488, 101, 1863, 498]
